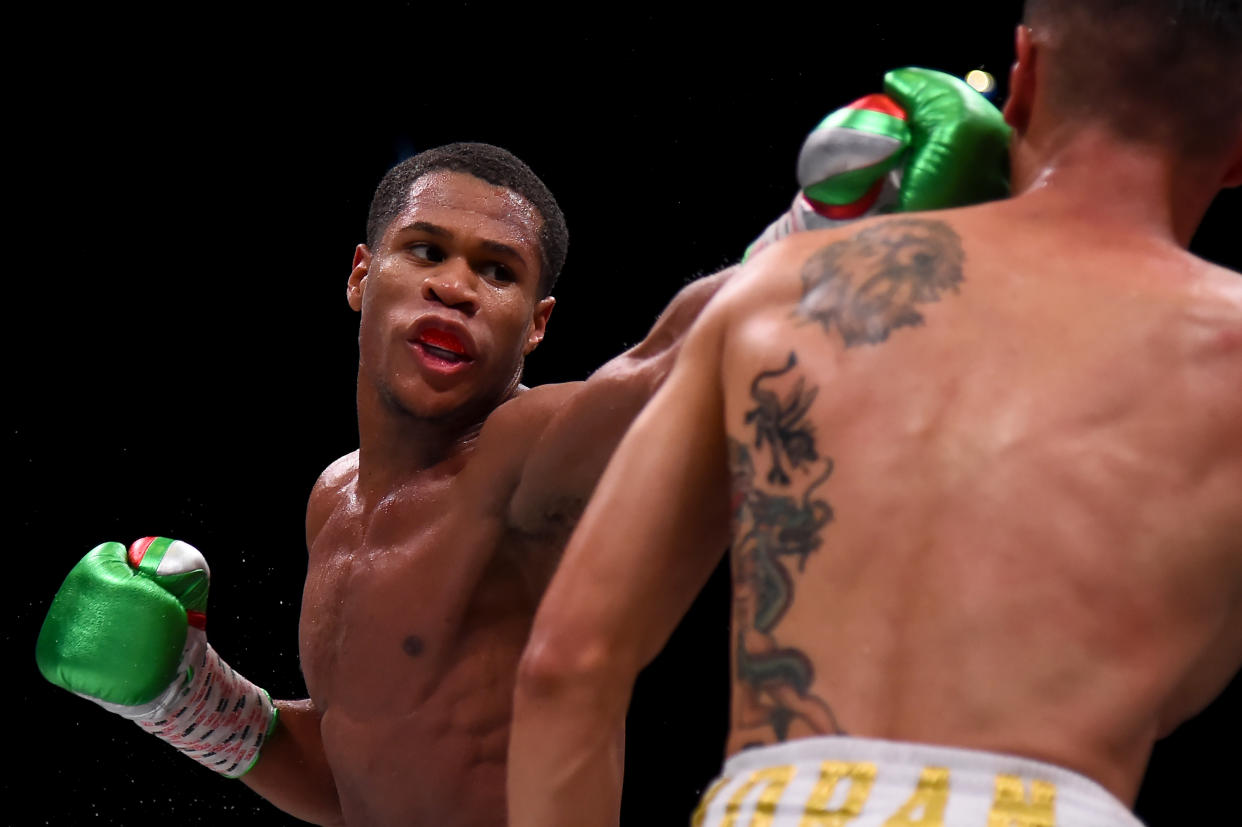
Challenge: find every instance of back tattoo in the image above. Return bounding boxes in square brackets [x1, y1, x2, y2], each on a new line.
[730, 352, 842, 742]
[726, 219, 966, 743]
[797, 218, 964, 346]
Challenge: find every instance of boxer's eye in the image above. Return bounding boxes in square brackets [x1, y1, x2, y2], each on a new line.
[409, 243, 445, 263]
[479, 263, 515, 283]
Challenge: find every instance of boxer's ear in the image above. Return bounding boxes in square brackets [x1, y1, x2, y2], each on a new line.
[1003, 25, 1036, 134]
[524, 297, 555, 355]
[348, 244, 371, 311]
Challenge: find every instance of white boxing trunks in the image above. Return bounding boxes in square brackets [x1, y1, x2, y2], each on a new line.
[691, 736, 1143, 827]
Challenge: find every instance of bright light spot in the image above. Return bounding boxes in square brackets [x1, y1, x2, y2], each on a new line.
[965, 69, 996, 94]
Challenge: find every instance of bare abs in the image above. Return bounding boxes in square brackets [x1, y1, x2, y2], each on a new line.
[300, 452, 560, 826]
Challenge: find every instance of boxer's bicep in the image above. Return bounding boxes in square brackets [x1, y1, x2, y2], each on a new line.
[509, 269, 737, 537]
[525, 302, 733, 685]
[508, 369, 653, 538]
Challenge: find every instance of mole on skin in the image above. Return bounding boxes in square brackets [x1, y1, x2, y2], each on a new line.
[402, 635, 425, 657]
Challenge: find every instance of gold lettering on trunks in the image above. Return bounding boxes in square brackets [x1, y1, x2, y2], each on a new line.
[882, 767, 950, 826]
[693, 776, 734, 827]
[987, 775, 1056, 827]
[723, 766, 797, 827]
[798, 760, 877, 826]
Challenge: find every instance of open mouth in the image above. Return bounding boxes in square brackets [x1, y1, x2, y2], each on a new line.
[411, 326, 475, 368]
[417, 341, 471, 363]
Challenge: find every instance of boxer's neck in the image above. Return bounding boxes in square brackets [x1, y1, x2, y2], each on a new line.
[1010, 123, 1223, 249]
[353, 380, 490, 499]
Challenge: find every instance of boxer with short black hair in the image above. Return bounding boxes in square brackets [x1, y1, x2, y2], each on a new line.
[509, 2, 1242, 825]
[39, 85, 1012, 825]
[366, 143, 569, 297]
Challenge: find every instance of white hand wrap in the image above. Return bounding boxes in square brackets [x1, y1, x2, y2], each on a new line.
[93, 629, 277, 778]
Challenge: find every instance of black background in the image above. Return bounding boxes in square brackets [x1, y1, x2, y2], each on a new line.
[9, 3, 1240, 824]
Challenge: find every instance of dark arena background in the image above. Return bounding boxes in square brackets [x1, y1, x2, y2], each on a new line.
[9, 3, 1239, 824]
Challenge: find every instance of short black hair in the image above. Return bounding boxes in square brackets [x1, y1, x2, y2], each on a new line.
[1024, 0, 1242, 155]
[365, 142, 569, 297]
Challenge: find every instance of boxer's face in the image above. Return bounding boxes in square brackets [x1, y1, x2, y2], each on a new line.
[348, 170, 555, 422]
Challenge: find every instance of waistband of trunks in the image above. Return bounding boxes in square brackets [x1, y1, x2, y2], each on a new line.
[713, 735, 1141, 826]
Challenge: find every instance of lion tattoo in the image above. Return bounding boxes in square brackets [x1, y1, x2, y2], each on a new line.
[797, 218, 965, 347]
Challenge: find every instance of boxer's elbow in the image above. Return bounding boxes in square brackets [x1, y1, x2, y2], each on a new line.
[515, 625, 633, 717]
[242, 700, 345, 826]
[510, 628, 629, 827]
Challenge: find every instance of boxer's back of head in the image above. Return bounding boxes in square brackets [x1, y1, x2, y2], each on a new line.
[1024, 0, 1242, 155]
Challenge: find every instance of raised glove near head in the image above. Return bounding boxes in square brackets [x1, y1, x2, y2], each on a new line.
[746, 66, 1011, 259]
[884, 66, 1012, 211]
[36, 537, 277, 778]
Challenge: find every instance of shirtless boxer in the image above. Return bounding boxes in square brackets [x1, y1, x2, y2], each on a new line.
[36, 78, 1011, 826]
[509, 2, 1242, 825]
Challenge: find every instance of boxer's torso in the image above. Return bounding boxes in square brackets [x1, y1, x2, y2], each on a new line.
[300, 389, 574, 826]
[716, 207, 1242, 804]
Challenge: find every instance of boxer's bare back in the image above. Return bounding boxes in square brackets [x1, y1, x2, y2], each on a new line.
[510, 190, 1242, 822]
[507, 11, 1242, 826]
[712, 198, 1242, 804]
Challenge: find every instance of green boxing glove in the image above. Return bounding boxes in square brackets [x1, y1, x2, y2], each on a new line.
[884, 66, 1011, 211]
[746, 66, 1011, 259]
[36, 537, 277, 778]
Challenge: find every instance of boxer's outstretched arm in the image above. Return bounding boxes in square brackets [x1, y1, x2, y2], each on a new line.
[241, 700, 343, 826]
[507, 266, 735, 537]
[508, 295, 735, 827]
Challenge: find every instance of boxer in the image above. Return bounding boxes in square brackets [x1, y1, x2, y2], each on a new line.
[509, 3, 1242, 825]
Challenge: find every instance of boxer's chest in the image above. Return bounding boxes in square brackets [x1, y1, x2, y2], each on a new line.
[299, 479, 546, 717]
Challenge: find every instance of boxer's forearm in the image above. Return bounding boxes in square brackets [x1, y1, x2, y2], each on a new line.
[509, 664, 628, 827]
[242, 699, 344, 827]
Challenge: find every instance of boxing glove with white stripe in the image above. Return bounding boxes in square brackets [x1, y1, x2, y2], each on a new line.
[746, 66, 1011, 259]
[36, 537, 277, 778]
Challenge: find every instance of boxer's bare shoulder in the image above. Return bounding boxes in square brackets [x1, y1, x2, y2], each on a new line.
[1186, 260, 1242, 354]
[305, 451, 360, 549]
[498, 379, 642, 541]
[495, 270, 739, 542]
[479, 383, 584, 468]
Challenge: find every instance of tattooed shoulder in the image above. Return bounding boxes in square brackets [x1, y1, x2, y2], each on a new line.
[796, 217, 965, 347]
